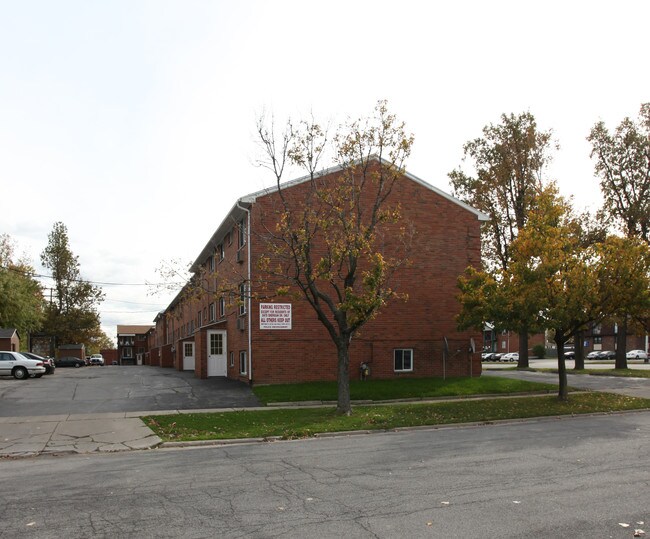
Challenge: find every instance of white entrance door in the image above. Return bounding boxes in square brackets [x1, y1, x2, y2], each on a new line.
[207, 330, 227, 376]
[183, 342, 195, 371]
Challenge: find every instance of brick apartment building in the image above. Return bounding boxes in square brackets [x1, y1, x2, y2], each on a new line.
[145, 159, 488, 384]
[116, 325, 154, 365]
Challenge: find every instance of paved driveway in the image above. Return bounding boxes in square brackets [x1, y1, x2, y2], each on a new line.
[485, 368, 650, 399]
[0, 366, 261, 417]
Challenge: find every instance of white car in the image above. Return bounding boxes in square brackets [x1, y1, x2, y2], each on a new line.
[500, 352, 519, 362]
[0, 351, 47, 380]
[89, 354, 105, 366]
[626, 350, 648, 360]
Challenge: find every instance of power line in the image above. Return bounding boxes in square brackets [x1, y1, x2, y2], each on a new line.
[2, 265, 183, 287]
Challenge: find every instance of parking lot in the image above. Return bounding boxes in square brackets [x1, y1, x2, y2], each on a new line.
[0, 365, 261, 417]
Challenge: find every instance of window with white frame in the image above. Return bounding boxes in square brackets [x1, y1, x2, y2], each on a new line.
[230, 351, 234, 367]
[238, 218, 246, 248]
[394, 349, 413, 372]
[239, 283, 247, 316]
[239, 350, 247, 375]
[123, 347, 133, 359]
[218, 243, 224, 261]
[219, 296, 225, 318]
[209, 303, 216, 322]
[209, 255, 215, 272]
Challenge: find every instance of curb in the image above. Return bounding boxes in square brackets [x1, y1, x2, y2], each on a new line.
[157, 407, 650, 450]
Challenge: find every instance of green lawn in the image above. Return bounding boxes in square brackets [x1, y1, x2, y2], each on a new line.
[144, 393, 650, 442]
[252, 376, 558, 404]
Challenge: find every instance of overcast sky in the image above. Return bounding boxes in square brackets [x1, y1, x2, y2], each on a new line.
[1, 0, 648, 341]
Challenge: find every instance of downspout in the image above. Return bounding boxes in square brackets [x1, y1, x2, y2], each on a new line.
[236, 199, 253, 383]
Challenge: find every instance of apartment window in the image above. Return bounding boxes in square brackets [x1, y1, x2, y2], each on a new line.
[190, 320, 195, 334]
[230, 351, 234, 367]
[219, 296, 225, 318]
[239, 283, 247, 316]
[209, 303, 216, 322]
[594, 336, 603, 344]
[238, 218, 246, 248]
[226, 231, 232, 246]
[593, 324, 602, 335]
[218, 243, 224, 261]
[394, 349, 413, 372]
[239, 350, 247, 375]
[123, 347, 133, 359]
[209, 255, 215, 272]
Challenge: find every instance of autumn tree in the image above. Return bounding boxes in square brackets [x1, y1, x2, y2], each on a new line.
[588, 103, 650, 366]
[450, 112, 556, 367]
[255, 101, 414, 415]
[40, 222, 105, 346]
[459, 185, 603, 399]
[0, 234, 44, 341]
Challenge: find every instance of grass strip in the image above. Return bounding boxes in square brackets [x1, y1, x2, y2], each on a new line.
[252, 376, 557, 404]
[144, 393, 650, 442]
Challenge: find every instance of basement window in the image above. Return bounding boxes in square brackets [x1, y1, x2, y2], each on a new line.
[394, 349, 413, 372]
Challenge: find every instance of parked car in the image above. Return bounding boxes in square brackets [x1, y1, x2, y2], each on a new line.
[89, 354, 104, 366]
[626, 350, 648, 360]
[54, 356, 86, 368]
[20, 352, 56, 374]
[500, 352, 519, 362]
[600, 350, 616, 360]
[0, 351, 47, 380]
[563, 348, 575, 359]
[586, 351, 601, 360]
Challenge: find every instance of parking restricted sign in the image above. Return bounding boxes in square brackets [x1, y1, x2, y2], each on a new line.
[259, 303, 292, 330]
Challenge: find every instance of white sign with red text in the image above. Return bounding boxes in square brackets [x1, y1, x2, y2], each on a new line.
[259, 303, 292, 330]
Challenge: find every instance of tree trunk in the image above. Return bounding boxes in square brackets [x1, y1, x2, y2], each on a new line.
[554, 332, 569, 401]
[574, 330, 585, 370]
[517, 328, 529, 368]
[336, 340, 352, 415]
[615, 319, 628, 370]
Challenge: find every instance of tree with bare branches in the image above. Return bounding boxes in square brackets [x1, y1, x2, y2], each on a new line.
[255, 101, 414, 415]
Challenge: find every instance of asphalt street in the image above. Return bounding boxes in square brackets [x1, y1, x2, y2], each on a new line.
[1, 411, 649, 538]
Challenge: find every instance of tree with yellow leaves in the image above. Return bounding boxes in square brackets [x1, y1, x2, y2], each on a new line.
[255, 101, 414, 415]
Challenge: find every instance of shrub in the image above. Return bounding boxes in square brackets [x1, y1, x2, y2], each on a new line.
[532, 344, 546, 358]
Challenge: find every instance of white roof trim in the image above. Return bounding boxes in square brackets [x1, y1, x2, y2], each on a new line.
[242, 158, 489, 221]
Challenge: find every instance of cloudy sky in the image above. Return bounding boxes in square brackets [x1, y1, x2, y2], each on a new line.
[1, 0, 648, 341]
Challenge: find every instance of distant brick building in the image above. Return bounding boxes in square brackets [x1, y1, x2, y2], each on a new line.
[116, 325, 154, 366]
[147, 159, 488, 384]
[0, 328, 20, 352]
[57, 343, 85, 360]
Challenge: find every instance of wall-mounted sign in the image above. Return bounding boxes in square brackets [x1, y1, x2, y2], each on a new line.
[260, 303, 292, 330]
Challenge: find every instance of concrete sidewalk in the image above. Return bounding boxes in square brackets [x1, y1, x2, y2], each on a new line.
[0, 412, 164, 457]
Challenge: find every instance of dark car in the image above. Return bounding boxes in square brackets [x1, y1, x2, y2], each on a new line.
[55, 356, 86, 368]
[600, 350, 616, 360]
[21, 352, 56, 374]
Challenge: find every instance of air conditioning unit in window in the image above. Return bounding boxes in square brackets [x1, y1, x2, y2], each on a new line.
[237, 317, 246, 331]
[236, 249, 244, 263]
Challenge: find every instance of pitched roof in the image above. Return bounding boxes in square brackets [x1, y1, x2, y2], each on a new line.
[189, 158, 488, 273]
[117, 325, 155, 335]
[0, 328, 19, 339]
